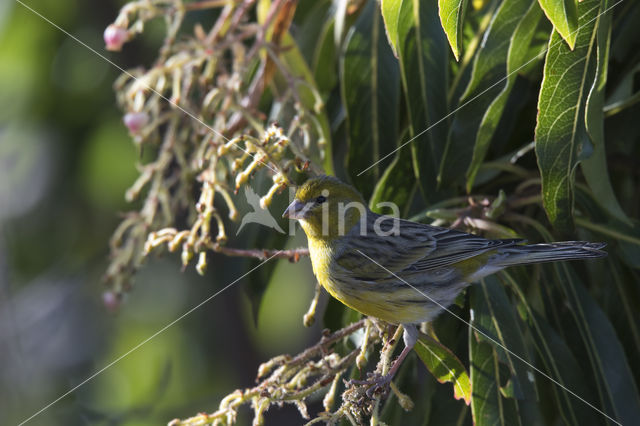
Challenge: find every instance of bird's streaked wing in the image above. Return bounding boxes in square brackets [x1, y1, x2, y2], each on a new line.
[336, 214, 523, 278]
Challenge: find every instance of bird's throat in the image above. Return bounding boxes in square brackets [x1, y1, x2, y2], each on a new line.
[298, 208, 362, 241]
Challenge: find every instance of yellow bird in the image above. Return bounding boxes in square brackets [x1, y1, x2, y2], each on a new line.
[282, 175, 606, 383]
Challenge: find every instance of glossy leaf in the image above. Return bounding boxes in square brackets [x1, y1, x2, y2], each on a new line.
[610, 0, 640, 62]
[380, 0, 402, 57]
[341, 0, 400, 197]
[369, 138, 416, 215]
[414, 333, 472, 405]
[470, 277, 544, 424]
[279, 34, 335, 175]
[438, 0, 469, 61]
[501, 271, 597, 425]
[466, 0, 544, 191]
[333, 0, 349, 46]
[580, 0, 631, 225]
[470, 329, 515, 425]
[574, 187, 640, 269]
[295, 0, 332, 67]
[440, 0, 544, 191]
[259, 2, 335, 175]
[551, 263, 640, 425]
[538, 0, 578, 49]
[312, 18, 338, 93]
[396, 0, 449, 202]
[535, 0, 602, 230]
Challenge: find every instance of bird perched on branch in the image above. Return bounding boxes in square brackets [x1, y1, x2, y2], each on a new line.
[283, 175, 606, 387]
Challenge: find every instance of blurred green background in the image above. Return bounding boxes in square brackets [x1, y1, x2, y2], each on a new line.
[0, 1, 321, 424]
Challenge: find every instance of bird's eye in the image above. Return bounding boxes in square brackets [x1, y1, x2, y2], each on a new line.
[316, 195, 327, 204]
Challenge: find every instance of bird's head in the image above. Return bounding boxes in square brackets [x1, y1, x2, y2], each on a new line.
[282, 176, 367, 240]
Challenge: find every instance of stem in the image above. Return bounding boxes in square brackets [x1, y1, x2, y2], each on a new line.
[247, 0, 287, 59]
[184, 0, 228, 11]
[288, 319, 367, 366]
[173, 319, 371, 426]
[502, 213, 553, 241]
[479, 161, 531, 179]
[282, 348, 359, 401]
[575, 217, 640, 246]
[371, 325, 404, 423]
[207, 243, 310, 261]
[604, 90, 640, 117]
[206, 3, 234, 43]
[508, 194, 542, 209]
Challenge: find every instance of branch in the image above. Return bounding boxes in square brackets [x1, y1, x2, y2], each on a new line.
[169, 319, 374, 426]
[184, 0, 228, 11]
[208, 244, 309, 262]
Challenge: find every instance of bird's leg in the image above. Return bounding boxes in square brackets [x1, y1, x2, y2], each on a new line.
[385, 324, 418, 379]
[350, 324, 418, 396]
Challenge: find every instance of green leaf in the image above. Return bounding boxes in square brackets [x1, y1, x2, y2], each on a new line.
[534, 0, 603, 231]
[414, 332, 472, 405]
[466, 0, 544, 191]
[340, 0, 400, 198]
[610, 0, 640, 62]
[380, 0, 402, 57]
[275, 31, 334, 175]
[470, 277, 544, 425]
[295, 1, 338, 94]
[369, 139, 416, 216]
[396, 0, 449, 202]
[470, 330, 516, 425]
[323, 295, 361, 331]
[550, 263, 640, 425]
[440, 0, 544, 191]
[538, 0, 579, 49]
[580, 0, 631, 226]
[607, 259, 640, 362]
[501, 271, 597, 425]
[574, 185, 640, 268]
[438, 0, 469, 61]
[333, 0, 349, 46]
[295, 0, 332, 67]
[381, 356, 438, 424]
[312, 18, 338, 93]
[575, 216, 640, 269]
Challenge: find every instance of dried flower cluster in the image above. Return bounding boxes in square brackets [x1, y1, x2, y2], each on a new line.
[102, 1, 478, 423]
[168, 319, 416, 426]
[103, 0, 331, 305]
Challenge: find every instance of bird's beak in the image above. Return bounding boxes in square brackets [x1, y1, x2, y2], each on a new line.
[282, 200, 306, 219]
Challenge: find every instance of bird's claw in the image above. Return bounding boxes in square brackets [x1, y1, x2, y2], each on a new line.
[348, 372, 393, 398]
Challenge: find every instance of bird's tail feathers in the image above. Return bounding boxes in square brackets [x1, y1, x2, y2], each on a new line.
[491, 241, 607, 268]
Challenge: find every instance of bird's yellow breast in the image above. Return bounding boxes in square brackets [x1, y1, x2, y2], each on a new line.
[307, 237, 439, 324]
[307, 237, 334, 290]
[307, 238, 366, 312]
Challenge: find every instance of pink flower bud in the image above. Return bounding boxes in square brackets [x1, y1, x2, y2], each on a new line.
[123, 112, 149, 134]
[102, 291, 120, 312]
[104, 24, 128, 51]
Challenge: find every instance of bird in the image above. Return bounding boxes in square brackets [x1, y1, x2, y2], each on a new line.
[237, 185, 285, 235]
[282, 175, 606, 387]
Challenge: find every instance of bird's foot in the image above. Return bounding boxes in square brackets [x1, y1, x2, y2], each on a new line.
[348, 372, 393, 398]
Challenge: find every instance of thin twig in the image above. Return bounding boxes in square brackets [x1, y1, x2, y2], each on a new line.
[207, 244, 309, 261]
[184, 0, 228, 11]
